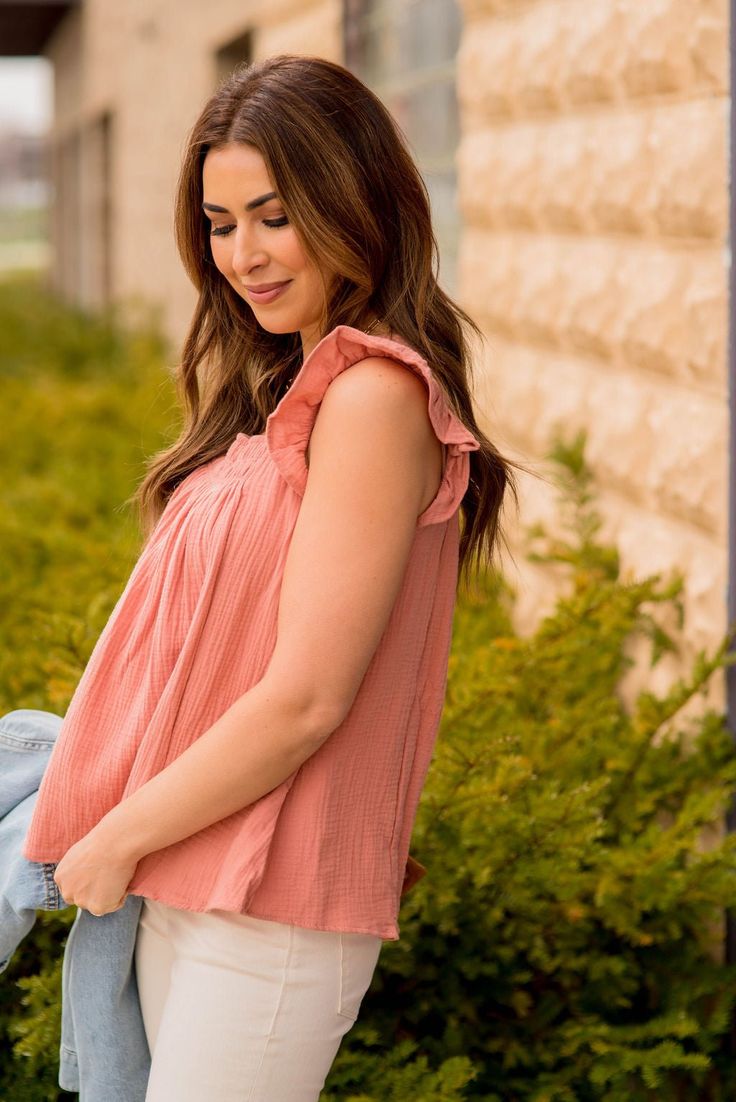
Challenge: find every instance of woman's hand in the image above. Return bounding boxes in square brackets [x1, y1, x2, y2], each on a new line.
[53, 825, 140, 916]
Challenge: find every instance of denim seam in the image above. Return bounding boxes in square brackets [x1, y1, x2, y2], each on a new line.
[0, 731, 54, 751]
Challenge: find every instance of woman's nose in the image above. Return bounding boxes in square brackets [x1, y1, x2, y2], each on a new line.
[231, 228, 269, 276]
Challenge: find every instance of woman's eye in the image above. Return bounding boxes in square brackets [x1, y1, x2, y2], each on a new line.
[210, 216, 289, 238]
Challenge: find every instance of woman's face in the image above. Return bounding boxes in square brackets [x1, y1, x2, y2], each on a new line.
[202, 143, 330, 353]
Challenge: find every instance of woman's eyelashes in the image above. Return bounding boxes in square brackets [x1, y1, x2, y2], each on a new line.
[210, 216, 289, 237]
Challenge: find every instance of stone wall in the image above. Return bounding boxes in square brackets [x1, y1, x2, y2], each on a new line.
[456, 0, 730, 706]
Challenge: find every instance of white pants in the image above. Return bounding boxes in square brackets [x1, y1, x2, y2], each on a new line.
[133, 896, 383, 1102]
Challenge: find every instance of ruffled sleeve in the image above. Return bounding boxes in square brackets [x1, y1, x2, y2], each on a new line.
[265, 324, 481, 527]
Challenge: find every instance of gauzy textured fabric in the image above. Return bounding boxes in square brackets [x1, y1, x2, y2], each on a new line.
[22, 325, 481, 940]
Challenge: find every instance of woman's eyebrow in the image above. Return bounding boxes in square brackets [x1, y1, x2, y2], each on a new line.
[202, 192, 278, 214]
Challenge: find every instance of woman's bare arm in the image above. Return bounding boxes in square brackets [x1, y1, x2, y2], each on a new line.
[94, 357, 442, 864]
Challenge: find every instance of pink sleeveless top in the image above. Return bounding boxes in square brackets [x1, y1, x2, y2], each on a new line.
[22, 324, 481, 940]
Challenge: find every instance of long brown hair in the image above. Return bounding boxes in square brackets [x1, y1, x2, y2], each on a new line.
[130, 53, 530, 592]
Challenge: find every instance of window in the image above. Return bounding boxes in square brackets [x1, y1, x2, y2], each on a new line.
[344, 0, 462, 293]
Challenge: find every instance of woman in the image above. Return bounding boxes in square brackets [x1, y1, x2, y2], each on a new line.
[22, 54, 521, 1100]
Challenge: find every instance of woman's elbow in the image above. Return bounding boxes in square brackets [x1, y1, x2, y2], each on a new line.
[258, 668, 347, 748]
[300, 693, 345, 747]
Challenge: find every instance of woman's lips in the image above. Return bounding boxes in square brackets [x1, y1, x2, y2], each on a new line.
[244, 280, 292, 305]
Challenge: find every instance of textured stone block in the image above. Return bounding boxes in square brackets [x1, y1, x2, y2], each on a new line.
[651, 101, 727, 239]
[565, 1, 626, 105]
[618, 0, 696, 97]
[589, 113, 658, 235]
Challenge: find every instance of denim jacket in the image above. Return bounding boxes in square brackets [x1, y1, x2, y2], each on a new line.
[0, 708, 150, 1100]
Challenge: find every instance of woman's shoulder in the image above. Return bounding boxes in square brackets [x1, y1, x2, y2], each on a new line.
[314, 343, 431, 424]
[264, 323, 481, 526]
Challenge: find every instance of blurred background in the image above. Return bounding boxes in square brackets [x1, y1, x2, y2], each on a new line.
[0, 54, 50, 272]
[0, 0, 729, 701]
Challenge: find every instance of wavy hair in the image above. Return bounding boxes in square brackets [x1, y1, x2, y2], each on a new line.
[130, 53, 530, 591]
